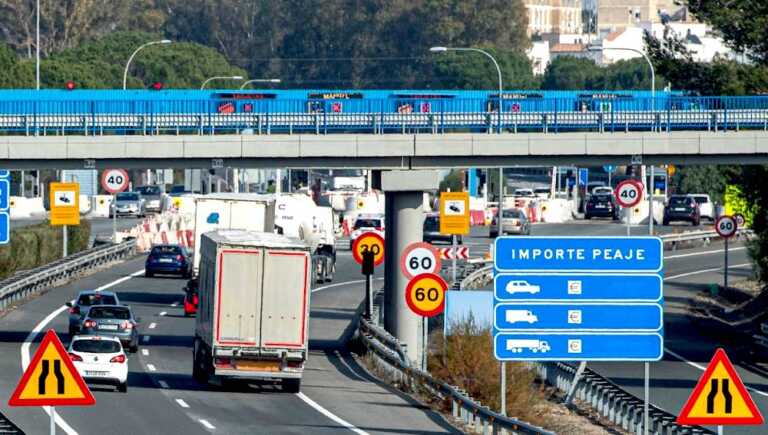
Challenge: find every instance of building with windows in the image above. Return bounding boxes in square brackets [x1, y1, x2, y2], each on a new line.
[597, 0, 692, 33]
[524, 0, 583, 36]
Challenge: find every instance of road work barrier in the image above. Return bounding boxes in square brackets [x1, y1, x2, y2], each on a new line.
[8, 196, 46, 219]
[0, 240, 135, 312]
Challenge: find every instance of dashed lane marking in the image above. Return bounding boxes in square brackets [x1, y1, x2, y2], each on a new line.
[198, 420, 216, 430]
[149, 322, 157, 329]
[141, 349, 149, 356]
[175, 399, 190, 408]
[146, 364, 157, 372]
[158, 380, 169, 389]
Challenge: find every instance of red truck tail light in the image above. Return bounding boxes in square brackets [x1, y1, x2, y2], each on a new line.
[214, 357, 233, 368]
[110, 354, 126, 363]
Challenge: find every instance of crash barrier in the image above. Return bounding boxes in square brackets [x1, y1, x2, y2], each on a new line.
[620, 199, 665, 225]
[535, 362, 713, 435]
[90, 195, 113, 217]
[359, 315, 555, 435]
[8, 196, 46, 218]
[0, 240, 135, 312]
[116, 211, 194, 252]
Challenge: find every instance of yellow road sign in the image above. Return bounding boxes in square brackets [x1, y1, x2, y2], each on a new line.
[8, 329, 95, 406]
[439, 191, 470, 235]
[352, 232, 385, 266]
[405, 273, 448, 317]
[677, 348, 763, 425]
[50, 182, 80, 226]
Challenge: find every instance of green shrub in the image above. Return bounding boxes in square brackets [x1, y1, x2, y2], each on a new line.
[0, 221, 92, 280]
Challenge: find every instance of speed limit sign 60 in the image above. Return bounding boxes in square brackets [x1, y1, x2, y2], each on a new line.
[100, 169, 129, 194]
[715, 215, 737, 238]
[614, 179, 643, 208]
[400, 242, 441, 280]
[405, 273, 448, 317]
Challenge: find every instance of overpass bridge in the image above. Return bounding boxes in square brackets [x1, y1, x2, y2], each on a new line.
[0, 91, 767, 169]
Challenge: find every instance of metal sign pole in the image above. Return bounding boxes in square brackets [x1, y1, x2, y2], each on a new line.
[365, 274, 372, 320]
[422, 316, 428, 371]
[644, 362, 650, 435]
[63, 225, 67, 258]
[50, 406, 56, 435]
[500, 362, 506, 416]
[451, 235, 457, 284]
[717, 425, 723, 435]
[627, 207, 631, 237]
[564, 361, 587, 405]
[724, 237, 729, 291]
[112, 194, 117, 242]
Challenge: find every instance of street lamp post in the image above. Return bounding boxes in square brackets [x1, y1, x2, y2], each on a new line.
[200, 76, 244, 90]
[587, 45, 655, 108]
[35, 0, 40, 90]
[239, 78, 281, 89]
[123, 40, 172, 90]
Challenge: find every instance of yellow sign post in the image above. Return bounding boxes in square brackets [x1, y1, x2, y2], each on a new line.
[49, 182, 80, 226]
[439, 191, 470, 284]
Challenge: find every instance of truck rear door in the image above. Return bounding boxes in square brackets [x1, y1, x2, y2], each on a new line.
[260, 250, 310, 349]
[215, 248, 263, 346]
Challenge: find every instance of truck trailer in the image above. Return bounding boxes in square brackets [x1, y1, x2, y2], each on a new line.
[193, 229, 310, 392]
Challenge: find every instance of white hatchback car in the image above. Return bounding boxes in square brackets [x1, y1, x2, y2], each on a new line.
[505, 280, 541, 295]
[68, 335, 128, 392]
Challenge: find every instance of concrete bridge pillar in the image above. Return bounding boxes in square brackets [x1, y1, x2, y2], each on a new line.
[381, 170, 440, 364]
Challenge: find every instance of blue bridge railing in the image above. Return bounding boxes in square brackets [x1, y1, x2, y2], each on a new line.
[0, 96, 766, 135]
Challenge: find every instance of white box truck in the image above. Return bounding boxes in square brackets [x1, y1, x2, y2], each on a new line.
[193, 229, 310, 392]
[192, 193, 276, 271]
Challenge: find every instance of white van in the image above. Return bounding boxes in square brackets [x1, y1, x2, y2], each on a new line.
[505, 310, 538, 324]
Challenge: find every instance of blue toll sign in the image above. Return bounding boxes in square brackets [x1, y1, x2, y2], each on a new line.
[0, 212, 8, 244]
[0, 178, 8, 210]
[603, 165, 616, 174]
[0, 170, 8, 178]
[493, 236, 664, 362]
[494, 236, 663, 273]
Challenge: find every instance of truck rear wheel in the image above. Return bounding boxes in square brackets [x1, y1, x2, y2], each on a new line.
[283, 378, 301, 393]
[193, 340, 209, 384]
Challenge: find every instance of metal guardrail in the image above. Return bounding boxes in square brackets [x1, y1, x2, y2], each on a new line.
[0, 240, 136, 311]
[359, 317, 555, 435]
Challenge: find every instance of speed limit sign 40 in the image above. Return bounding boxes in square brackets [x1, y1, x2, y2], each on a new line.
[715, 215, 737, 238]
[100, 169, 129, 194]
[405, 273, 448, 317]
[400, 242, 441, 279]
[614, 179, 643, 208]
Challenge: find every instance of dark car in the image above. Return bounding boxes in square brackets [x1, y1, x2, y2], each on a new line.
[145, 244, 192, 278]
[422, 214, 462, 244]
[585, 194, 619, 220]
[664, 195, 701, 226]
[183, 277, 199, 317]
[66, 291, 120, 336]
[80, 305, 140, 352]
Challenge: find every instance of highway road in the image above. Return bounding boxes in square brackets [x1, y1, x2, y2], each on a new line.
[12, 216, 143, 241]
[0, 219, 760, 435]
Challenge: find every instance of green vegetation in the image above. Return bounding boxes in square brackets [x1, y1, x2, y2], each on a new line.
[542, 56, 662, 91]
[0, 221, 91, 280]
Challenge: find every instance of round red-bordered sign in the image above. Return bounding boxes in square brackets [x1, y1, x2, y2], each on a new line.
[614, 179, 643, 208]
[100, 169, 129, 194]
[733, 213, 746, 228]
[715, 215, 737, 238]
[405, 273, 448, 317]
[400, 242, 441, 280]
[351, 232, 385, 266]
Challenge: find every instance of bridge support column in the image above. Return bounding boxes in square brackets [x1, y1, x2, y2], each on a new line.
[382, 170, 440, 364]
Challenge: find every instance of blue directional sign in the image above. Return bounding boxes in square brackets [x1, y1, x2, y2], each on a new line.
[495, 273, 662, 302]
[0, 179, 8, 210]
[493, 236, 664, 361]
[494, 236, 663, 273]
[0, 212, 8, 244]
[494, 333, 664, 361]
[494, 303, 662, 331]
[603, 165, 616, 174]
[578, 168, 589, 186]
[0, 170, 8, 178]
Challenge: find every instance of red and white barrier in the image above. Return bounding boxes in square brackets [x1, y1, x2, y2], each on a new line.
[440, 246, 469, 260]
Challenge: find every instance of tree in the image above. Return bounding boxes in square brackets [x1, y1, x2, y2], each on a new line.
[432, 49, 537, 90]
[439, 170, 464, 193]
[669, 165, 739, 203]
[541, 57, 602, 90]
[541, 56, 663, 90]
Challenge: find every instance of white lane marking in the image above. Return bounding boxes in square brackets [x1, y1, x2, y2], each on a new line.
[666, 246, 746, 259]
[158, 380, 169, 389]
[141, 349, 149, 356]
[198, 419, 216, 430]
[663, 261, 768, 397]
[297, 392, 370, 435]
[175, 398, 190, 408]
[22, 269, 144, 435]
[312, 278, 383, 294]
[171, 302, 179, 307]
[159, 311, 167, 316]
[666, 263, 751, 281]
[334, 351, 368, 383]
[147, 363, 157, 372]
[149, 322, 157, 329]
[143, 335, 151, 343]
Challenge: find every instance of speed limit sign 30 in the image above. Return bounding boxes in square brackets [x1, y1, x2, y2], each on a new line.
[100, 169, 129, 194]
[715, 215, 737, 238]
[614, 179, 643, 208]
[400, 242, 441, 280]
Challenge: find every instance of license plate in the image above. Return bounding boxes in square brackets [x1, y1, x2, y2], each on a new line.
[595, 204, 606, 208]
[99, 324, 118, 331]
[159, 258, 173, 263]
[675, 208, 686, 211]
[85, 371, 108, 377]
[235, 360, 281, 372]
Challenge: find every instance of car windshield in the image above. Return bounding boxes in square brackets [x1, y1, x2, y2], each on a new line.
[534, 188, 549, 194]
[72, 339, 121, 354]
[137, 186, 161, 196]
[669, 197, 690, 206]
[692, 196, 708, 203]
[423, 216, 439, 231]
[502, 209, 522, 218]
[117, 193, 139, 201]
[88, 307, 131, 320]
[77, 294, 117, 306]
[354, 219, 381, 229]
[151, 246, 182, 256]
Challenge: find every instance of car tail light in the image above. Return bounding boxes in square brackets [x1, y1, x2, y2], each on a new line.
[68, 352, 83, 362]
[176, 255, 183, 261]
[83, 320, 96, 328]
[110, 354, 126, 363]
[214, 357, 233, 368]
[374, 227, 383, 231]
[120, 321, 134, 330]
[69, 306, 80, 315]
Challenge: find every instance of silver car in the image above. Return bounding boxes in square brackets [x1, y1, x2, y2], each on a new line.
[79, 305, 140, 353]
[136, 185, 163, 213]
[110, 192, 146, 218]
[490, 208, 531, 237]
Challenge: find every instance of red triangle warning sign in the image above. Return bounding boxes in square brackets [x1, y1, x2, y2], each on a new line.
[8, 329, 95, 407]
[677, 348, 763, 425]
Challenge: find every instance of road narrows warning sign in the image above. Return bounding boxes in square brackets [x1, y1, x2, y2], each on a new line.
[676, 348, 763, 425]
[8, 329, 95, 407]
